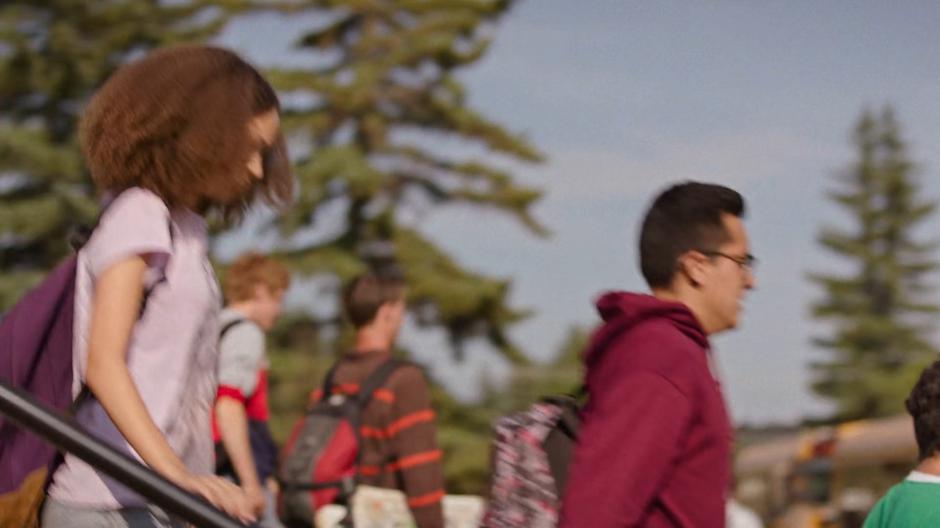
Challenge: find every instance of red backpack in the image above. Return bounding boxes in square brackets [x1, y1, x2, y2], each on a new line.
[277, 358, 403, 526]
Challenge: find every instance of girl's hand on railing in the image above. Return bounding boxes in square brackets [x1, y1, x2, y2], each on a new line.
[177, 473, 257, 524]
[243, 481, 267, 517]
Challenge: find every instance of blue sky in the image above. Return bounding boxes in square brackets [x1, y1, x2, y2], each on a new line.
[217, 2, 940, 424]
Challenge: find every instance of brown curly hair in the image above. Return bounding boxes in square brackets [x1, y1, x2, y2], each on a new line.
[80, 45, 293, 222]
[222, 251, 291, 303]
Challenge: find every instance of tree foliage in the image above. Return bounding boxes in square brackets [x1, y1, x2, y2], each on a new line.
[810, 106, 939, 421]
[264, 0, 545, 364]
[0, 1, 550, 495]
[0, 0, 240, 308]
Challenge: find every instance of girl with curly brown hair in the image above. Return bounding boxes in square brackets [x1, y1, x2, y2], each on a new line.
[41, 45, 293, 527]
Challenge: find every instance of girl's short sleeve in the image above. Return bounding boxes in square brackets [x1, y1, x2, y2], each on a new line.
[83, 188, 173, 285]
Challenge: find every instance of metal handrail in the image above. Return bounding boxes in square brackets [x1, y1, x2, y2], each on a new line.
[0, 382, 245, 528]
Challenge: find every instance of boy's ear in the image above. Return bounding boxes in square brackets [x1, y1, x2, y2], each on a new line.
[252, 283, 269, 301]
[377, 299, 404, 321]
[374, 301, 392, 322]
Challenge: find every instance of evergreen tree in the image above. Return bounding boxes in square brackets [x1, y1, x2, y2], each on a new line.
[490, 325, 586, 415]
[1, 1, 548, 491]
[0, 1, 236, 308]
[265, 0, 545, 363]
[433, 384, 498, 495]
[810, 106, 939, 421]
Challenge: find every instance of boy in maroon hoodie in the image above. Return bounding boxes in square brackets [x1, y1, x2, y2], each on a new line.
[560, 182, 756, 528]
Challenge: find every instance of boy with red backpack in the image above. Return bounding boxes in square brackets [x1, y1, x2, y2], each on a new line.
[278, 272, 445, 528]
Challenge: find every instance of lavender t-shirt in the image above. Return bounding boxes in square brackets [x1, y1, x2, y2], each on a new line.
[48, 188, 221, 509]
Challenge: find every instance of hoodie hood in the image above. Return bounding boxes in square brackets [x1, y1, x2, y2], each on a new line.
[585, 291, 709, 367]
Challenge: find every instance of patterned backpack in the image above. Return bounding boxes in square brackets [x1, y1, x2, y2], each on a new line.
[481, 394, 582, 528]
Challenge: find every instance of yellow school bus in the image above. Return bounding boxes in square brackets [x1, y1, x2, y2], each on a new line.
[735, 415, 917, 528]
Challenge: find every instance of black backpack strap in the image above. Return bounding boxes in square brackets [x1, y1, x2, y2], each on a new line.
[348, 358, 404, 501]
[321, 357, 403, 403]
[321, 361, 343, 398]
[541, 394, 582, 440]
[355, 358, 404, 408]
[219, 318, 247, 340]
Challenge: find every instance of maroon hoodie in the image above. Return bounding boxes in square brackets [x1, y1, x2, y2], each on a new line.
[559, 292, 733, 528]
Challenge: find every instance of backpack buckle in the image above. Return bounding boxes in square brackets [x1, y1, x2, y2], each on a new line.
[340, 475, 356, 497]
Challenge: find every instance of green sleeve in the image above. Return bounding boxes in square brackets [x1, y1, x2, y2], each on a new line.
[863, 489, 893, 528]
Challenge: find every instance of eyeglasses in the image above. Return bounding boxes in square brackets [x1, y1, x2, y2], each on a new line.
[698, 250, 757, 271]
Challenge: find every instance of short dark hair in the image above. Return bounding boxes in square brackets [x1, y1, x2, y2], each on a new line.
[907, 361, 940, 460]
[342, 273, 406, 328]
[639, 181, 745, 289]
